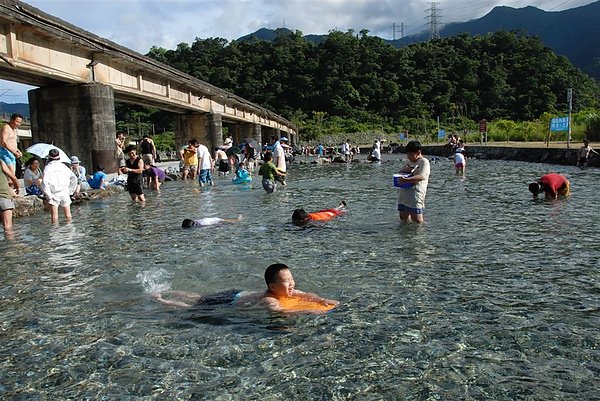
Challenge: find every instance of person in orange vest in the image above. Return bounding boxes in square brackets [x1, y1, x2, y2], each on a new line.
[292, 201, 347, 225]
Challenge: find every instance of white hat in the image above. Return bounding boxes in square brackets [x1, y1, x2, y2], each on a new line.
[70, 155, 81, 164]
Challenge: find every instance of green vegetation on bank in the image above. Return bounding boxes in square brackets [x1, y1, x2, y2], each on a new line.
[132, 29, 600, 147]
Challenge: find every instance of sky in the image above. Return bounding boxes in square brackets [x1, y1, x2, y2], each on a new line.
[1, 0, 596, 104]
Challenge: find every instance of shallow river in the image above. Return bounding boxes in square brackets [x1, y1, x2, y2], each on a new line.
[1, 154, 599, 400]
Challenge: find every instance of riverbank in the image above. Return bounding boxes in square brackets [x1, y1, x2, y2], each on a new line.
[414, 142, 599, 167]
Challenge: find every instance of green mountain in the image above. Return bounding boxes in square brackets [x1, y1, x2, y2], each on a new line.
[0, 102, 29, 117]
[241, 1, 600, 81]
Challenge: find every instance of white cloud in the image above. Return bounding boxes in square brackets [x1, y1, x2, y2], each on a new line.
[1, 0, 596, 103]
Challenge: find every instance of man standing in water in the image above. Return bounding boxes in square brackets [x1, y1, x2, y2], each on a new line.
[0, 113, 23, 195]
[114, 132, 126, 166]
[272, 136, 287, 186]
[396, 140, 431, 223]
[0, 159, 19, 233]
[120, 145, 146, 202]
[140, 134, 157, 166]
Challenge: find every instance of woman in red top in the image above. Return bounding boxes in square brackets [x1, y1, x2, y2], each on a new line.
[292, 201, 347, 225]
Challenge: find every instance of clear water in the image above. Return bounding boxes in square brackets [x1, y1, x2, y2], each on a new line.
[1, 155, 599, 400]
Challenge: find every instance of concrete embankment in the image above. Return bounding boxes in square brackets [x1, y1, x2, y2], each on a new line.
[418, 145, 597, 167]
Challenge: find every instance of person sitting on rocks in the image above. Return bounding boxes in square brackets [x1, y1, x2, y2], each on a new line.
[23, 157, 44, 197]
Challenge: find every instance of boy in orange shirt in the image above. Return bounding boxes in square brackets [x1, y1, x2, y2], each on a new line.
[292, 201, 347, 225]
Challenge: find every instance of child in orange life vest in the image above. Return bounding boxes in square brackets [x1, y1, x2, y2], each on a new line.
[292, 201, 347, 225]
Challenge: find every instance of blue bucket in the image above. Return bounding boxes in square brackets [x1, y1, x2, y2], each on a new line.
[393, 174, 414, 188]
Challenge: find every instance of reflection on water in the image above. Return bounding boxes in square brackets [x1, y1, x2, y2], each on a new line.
[1, 155, 599, 399]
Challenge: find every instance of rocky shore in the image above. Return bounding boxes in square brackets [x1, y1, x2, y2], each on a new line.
[419, 145, 598, 167]
[13, 186, 126, 219]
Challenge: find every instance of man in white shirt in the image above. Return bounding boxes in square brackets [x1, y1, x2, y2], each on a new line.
[197, 142, 214, 187]
[271, 136, 287, 186]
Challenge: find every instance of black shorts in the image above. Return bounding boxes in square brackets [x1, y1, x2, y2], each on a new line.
[127, 179, 144, 195]
[218, 160, 231, 173]
[194, 289, 242, 307]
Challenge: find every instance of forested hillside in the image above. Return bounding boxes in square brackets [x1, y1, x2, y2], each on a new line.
[146, 30, 600, 140]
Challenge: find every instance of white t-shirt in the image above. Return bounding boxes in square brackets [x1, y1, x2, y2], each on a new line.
[273, 142, 286, 172]
[197, 144, 212, 170]
[398, 156, 431, 210]
[193, 217, 224, 226]
[454, 153, 466, 165]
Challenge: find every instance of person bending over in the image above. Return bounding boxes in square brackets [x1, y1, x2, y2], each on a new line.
[153, 263, 339, 314]
[528, 173, 570, 200]
[292, 201, 347, 225]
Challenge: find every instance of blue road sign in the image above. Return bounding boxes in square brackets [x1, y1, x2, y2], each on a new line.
[550, 117, 569, 132]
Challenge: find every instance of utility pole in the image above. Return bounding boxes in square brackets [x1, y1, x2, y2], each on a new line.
[567, 88, 573, 148]
[426, 2, 441, 40]
[390, 22, 405, 40]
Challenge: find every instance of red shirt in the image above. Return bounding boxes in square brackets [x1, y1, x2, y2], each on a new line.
[539, 173, 568, 197]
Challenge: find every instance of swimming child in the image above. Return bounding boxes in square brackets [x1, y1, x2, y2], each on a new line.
[153, 263, 339, 313]
[258, 151, 286, 193]
[182, 214, 243, 228]
[292, 201, 347, 225]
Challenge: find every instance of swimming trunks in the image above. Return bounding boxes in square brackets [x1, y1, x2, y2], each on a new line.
[194, 289, 243, 307]
[0, 147, 16, 166]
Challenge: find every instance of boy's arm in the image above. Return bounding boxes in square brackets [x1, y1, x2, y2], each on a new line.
[291, 290, 339, 306]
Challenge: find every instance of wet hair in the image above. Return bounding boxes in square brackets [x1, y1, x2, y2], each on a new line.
[125, 145, 137, 153]
[181, 219, 194, 228]
[263, 151, 273, 161]
[264, 263, 290, 285]
[292, 208, 309, 224]
[529, 182, 542, 194]
[405, 140, 422, 153]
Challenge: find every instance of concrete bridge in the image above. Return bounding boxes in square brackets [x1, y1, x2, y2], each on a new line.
[0, 0, 297, 172]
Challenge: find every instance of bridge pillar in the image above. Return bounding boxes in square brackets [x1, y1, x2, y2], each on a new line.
[208, 113, 222, 150]
[175, 112, 222, 152]
[175, 114, 209, 148]
[252, 124, 262, 149]
[28, 83, 116, 173]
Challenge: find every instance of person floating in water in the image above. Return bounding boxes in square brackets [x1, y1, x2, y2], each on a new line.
[291, 201, 347, 225]
[182, 214, 243, 228]
[152, 263, 339, 313]
[528, 173, 570, 200]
